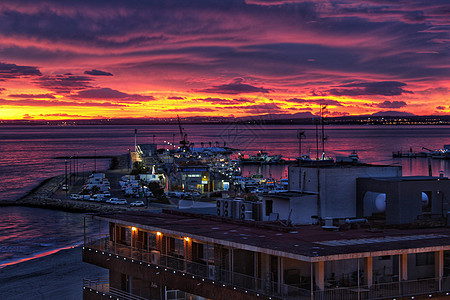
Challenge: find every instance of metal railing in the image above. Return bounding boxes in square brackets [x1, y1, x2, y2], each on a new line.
[83, 278, 148, 300]
[313, 277, 446, 300]
[84, 237, 450, 300]
[84, 236, 310, 299]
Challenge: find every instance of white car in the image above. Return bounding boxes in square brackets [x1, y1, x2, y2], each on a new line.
[130, 200, 145, 207]
[111, 199, 127, 205]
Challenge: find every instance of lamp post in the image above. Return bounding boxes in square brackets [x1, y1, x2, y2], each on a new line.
[69, 156, 72, 185]
[64, 159, 68, 199]
[128, 148, 131, 171]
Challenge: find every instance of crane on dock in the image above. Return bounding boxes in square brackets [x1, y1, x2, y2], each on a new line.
[177, 115, 190, 152]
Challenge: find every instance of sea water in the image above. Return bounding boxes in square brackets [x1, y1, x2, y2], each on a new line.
[0, 124, 450, 266]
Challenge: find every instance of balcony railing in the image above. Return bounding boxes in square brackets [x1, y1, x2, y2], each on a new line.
[84, 236, 450, 300]
[84, 236, 310, 299]
[83, 278, 147, 300]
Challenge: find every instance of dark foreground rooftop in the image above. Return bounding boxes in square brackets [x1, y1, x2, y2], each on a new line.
[92, 210, 450, 262]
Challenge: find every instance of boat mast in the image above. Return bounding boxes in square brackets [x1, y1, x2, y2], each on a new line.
[315, 118, 319, 159]
[321, 105, 327, 156]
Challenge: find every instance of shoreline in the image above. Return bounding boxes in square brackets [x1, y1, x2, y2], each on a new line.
[0, 154, 132, 214]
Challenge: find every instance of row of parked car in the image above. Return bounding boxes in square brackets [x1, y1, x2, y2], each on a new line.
[70, 194, 145, 206]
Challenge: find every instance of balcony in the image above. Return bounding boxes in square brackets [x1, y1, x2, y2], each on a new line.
[84, 236, 450, 300]
[83, 278, 147, 300]
[83, 236, 309, 299]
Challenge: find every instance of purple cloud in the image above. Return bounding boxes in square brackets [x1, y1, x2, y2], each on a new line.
[72, 88, 155, 102]
[286, 98, 343, 106]
[166, 107, 216, 112]
[328, 81, 413, 96]
[0, 98, 126, 107]
[0, 62, 41, 81]
[9, 93, 55, 99]
[35, 74, 93, 93]
[197, 78, 270, 95]
[375, 100, 407, 109]
[84, 69, 113, 76]
[193, 97, 254, 105]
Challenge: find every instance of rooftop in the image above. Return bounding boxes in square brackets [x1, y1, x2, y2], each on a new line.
[92, 210, 450, 262]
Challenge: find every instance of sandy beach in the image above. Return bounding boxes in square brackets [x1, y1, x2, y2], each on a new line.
[0, 246, 107, 300]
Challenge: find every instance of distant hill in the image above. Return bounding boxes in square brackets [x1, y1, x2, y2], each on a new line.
[370, 111, 416, 117]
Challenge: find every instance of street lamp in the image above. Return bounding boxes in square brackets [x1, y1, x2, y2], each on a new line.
[64, 159, 68, 199]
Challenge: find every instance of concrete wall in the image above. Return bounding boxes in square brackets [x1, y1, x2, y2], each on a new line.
[290, 195, 318, 225]
[357, 177, 450, 224]
[289, 165, 401, 220]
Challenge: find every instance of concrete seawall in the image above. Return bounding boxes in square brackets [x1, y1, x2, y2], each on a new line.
[0, 154, 131, 213]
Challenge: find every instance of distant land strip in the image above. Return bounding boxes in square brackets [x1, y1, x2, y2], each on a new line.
[54, 155, 115, 159]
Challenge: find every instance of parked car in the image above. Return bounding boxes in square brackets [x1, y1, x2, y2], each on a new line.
[130, 200, 145, 207]
[106, 197, 118, 204]
[70, 194, 80, 200]
[110, 199, 127, 205]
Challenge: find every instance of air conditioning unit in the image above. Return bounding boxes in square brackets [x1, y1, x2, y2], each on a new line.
[240, 211, 253, 220]
[208, 265, 216, 280]
[151, 250, 160, 264]
[239, 201, 254, 220]
[223, 199, 232, 218]
[232, 199, 243, 219]
[252, 202, 262, 221]
[216, 199, 223, 216]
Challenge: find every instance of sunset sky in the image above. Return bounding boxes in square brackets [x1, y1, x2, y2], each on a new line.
[0, 0, 448, 120]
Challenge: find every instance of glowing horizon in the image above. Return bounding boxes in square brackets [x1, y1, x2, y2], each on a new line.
[0, 0, 448, 120]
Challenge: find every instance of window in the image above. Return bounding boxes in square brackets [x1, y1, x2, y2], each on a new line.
[148, 232, 157, 249]
[266, 200, 273, 216]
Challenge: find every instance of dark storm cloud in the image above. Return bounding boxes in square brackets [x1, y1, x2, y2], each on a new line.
[0, 62, 41, 80]
[197, 78, 270, 95]
[34, 74, 93, 93]
[328, 81, 413, 96]
[84, 69, 113, 76]
[72, 88, 155, 102]
[375, 100, 407, 109]
[286, 98, 343, 106]
[436, 106, 446, 110]
[9, 93, 55, 98]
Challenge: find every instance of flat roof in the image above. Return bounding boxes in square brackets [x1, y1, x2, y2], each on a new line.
[92, 211, 450, 262]
[358, 176, 449, 181]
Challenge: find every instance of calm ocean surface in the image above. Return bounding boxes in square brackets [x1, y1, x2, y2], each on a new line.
[0, 124, 450, 266]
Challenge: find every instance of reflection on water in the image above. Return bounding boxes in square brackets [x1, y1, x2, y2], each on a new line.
[0, 207, 105, 267]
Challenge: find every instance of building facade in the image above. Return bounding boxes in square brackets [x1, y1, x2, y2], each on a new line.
[83, 210, 450, 300]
